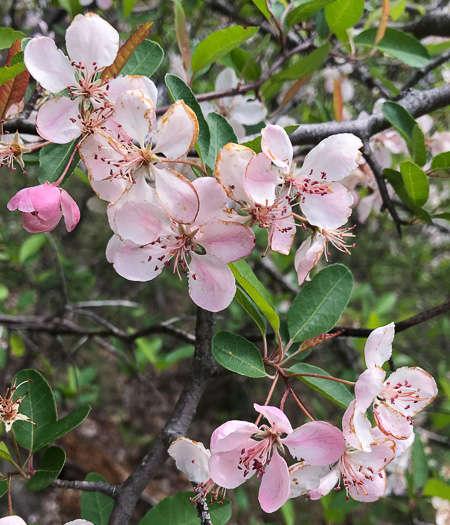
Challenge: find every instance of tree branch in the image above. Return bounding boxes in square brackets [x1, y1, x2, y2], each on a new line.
[394, 10, 450, 38]
[52, 478, 118, 498]
[108, 308, 217, 525]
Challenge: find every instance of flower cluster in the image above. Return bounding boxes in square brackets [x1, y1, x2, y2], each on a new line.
[169, 323, 437, 512]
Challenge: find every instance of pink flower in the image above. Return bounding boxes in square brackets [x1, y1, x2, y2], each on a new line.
[208, 403, 345, 513]
[24, 13, 157, 143]
[0, 519, 92, 525]
[7, 184, 80, 233]
[344, 323, 437, 450]
[305, 438, 396, 502]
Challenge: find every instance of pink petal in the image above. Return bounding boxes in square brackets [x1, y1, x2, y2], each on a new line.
[306, 464, 340, 500]
[383, 367, 437, 416]
[89, 177, 129, 204]
[349, 468, 387, 502]
[254, 404, 293, 435]
[113, 245, 166, 282]
[269, 210, 296, 255]
[258, 449, 291, 513]
[36, 96, 81, 144]
[60, 189, 80, 232]
[215, 143, 255, 202]
[349, 438, 396, 473]
[209, 449, 255, 489]
[24, 37, 75, 92]
[342, 400, 374, 452]
[261, 125, 293, 174]
[196, 220, 255, 263]
[107, 75, 158, 107]
[106, 234, 124, 263]
[168, 437, 211, 484]
[114, 90, 154, 148]
[283, 421, 345, 466]
[244, 153, 283, 206]
[373, 401, 413, 440]
[153, 166, 199, 224]
[300, 134, 363, 182]
[192, 177, 227, 225]
[188, 253, 236, 312]
[300, 182, 353, 230]
[289, 462, 333, 498]
[372, 426, 415, 456]
[153, 101, 199, 159]
[355, 367, 386, 413]
[65, 13, 119, 70]
[210, 420, 259, 453]
[365, 322, 395, 369]
[294, 234, 325, 285]
[21, 210, 62, 233]
[113, 201, 173, 245]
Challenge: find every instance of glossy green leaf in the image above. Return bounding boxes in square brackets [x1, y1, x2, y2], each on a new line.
[423, 478, 450, 500]
[288, 264, 353, 342]
[10, 333, 25, 357]
[400, 161, 429, 207]
[81, 473, 114, 524]
[411, 431, 428, 491]
[272, 44, 331, 82]
[287, 0, 337, 27]
[19, 234, 46, 264]
[139, 492, 231, 524]
[191, 26, 259, 74]
[229, 260, 280, 332]
[0, 441, 14, 465]
[431, 151, 450, 171]
[234, 287, 267, 336]
[289, 363, 354, 408]
[212, 331, 265, 378]
[252, 0, 271, 21]
[0, 481, 7, 499]
[354, 28, 430, 67]
[27, 446, 66, 491]
[121, 40, 164, 78]
[0, 61, 26, 87]
[0, 27, 25, 50]
[381, 101, 416, 143]
[325, 0, 364, 39]
[280, 498, 295, 525]
[165, 74, 210, 160]
[242, 125, 299, 153]
[411, 124, 427, 166]
[38, 139, 81, 185]
[123, 0, 136, 18]
[205, 112, 237, 170]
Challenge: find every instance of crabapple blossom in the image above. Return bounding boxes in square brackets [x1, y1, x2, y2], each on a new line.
[0, 132, 31, 173]
[80, 90, 199, 224]
[0, 380, 33, 432]
[7, 183, 80, 233]
[208, 403, 345, 513]
[0, 519, 93, 525]
[344, 323, 437, 450]
[108, 177, 255, 312]
[24, 13, 157, 143]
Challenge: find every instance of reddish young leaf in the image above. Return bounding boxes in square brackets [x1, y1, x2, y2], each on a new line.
[333, 78, 343, 122]
[174, 0, 192, 73]
[101, 22, 152, 80]
[0, 39, 30, 120]
[299, 330, 344, 352]
[375, 0, 390, 46]
[278, 75, 311, 112]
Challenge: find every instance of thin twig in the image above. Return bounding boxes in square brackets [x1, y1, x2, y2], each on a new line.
[52, 478, 118, 498]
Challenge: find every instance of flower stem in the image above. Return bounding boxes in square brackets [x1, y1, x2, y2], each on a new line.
[54, 140, 81, 187]
[285, 373, 355, 386]
[7, 474, 12, 515]
[255, 373, 280, 427]
[158, 157, 208, 177]
[9, 430, 22, 471]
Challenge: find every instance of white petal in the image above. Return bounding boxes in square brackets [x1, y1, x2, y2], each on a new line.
[215, 143, 255, 202]
[289, 462, 333, 498]
[215, 67, 239, 91]
[306, 465, 340, 500]
[153, 101, 199, 159]
[106, 75, 158, 107]
[365, 322, 395, 369]
[168, 437, 211, 484]
[114, 89, 154, 148]
[342, 400, 374, 452]
[192, 176, 227, 225]
[36, 96, 80, 144]
[113, 245, 165, 282]
[231, 98, 267, 126]
[301, 183, 353, 230]
[300, 134, 363, 182]
[65, 13, 119, 69]
[24, 37, 75, 92]
[261, 125, 293, 174]
[355, 367, 386, 413]
[294, 234, 325, 285]
[244, 153, 283, 206]
[196, 220, 255, 263]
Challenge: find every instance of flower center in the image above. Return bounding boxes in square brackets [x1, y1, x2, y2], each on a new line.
[237, 428, 283, 478]
[337, 451, 383, 501]
[381, 379, 424, 413]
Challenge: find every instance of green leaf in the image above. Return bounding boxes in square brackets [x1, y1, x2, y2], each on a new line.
[212, 331, 265, 378]
[287, 0, 337, 27]
[165, 74, 210, 160]
[0, 284, 8, 301]
[381, 101, 416, 143]
[229, 260, 280, 332]
[123, 0, 136, 18]
[81, 473, 114, 525]
[19, 234, 47, 264]
[191, 26, 259, 74]
[354, 28, 430, 68]
[289, 363, 353, 408]
[252, 0, 271, 21]
[0, 481, 7, 499]
[433, 212, 450, 222]
[205, 112, 238, 170]
[0, 27, 25, 50]
[325, 0, 364, 38]
[0, 441, 14, 465]
[411, 431, 428, 492]
[431, 151, 450, 171]
[234, 287, 267, 336]
[121, 40, 164, 78]
[10, 333, 25, 357]
[281, 498, 295, 525]
[139, 492, 231, 525]
[242, 124, 299, 153]
[272, 44, 331, 82]
[423, 478, 450, 501]
[288, 264, 353, 342]
[33, 404, 91, 452]
[38, 139, 81, 185]
[0, 61, 26, 87]
[410, 124, 427, 166]
[27, 446, 66, 491]
[400, 161, 429, 207]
